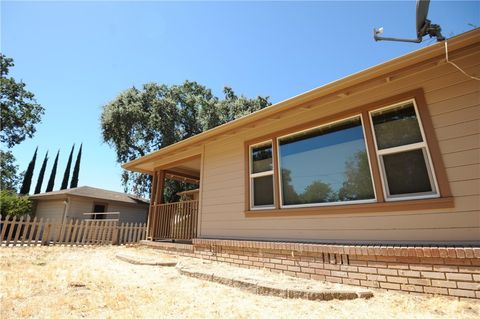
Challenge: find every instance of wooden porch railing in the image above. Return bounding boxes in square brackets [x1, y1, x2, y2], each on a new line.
[149, 200, 198, 240]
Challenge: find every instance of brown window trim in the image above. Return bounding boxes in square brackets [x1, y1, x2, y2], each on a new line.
[244, 88, 452, 216]
[245, 139, 278, 210]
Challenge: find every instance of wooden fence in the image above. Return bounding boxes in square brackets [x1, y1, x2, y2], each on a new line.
[0, 215, 146, 247]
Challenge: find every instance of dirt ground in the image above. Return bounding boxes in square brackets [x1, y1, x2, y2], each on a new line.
[0, 246, 479, 319]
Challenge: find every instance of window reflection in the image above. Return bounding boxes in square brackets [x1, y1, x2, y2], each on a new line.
[278, 117, 375, 206]
[253, 175, 274, 206]
[251, 144, 273, 174]
[372, 103, 423, 150]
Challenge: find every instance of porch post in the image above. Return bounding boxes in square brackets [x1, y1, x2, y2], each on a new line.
[153, 170, 166, 239]
[155, 170, 167, 238]
[156, 170, 165, 205]
[147, 171, 158, 240]
[148, 170, 165, 240]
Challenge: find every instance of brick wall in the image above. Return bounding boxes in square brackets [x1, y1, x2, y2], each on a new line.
[141, 239, 480, 299]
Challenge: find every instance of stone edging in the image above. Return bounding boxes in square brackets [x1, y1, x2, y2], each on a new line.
[116, 253, 177, 266]
[177, 266, 373, 301]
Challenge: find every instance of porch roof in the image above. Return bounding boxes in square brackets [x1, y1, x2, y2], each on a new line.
[123, 29, 479, 174]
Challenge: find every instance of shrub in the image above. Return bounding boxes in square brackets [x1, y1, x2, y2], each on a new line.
[0, 190, 32, 218]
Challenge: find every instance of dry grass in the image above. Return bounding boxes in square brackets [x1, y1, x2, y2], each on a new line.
[0, 246, 479, 319]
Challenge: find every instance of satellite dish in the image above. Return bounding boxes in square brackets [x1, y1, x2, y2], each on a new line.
[374, 0, 444, 43]
[416, 0, 430, 37]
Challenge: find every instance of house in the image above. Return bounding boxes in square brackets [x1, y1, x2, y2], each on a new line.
[30, 186, 148, 224]
[124, 29, 480, 298]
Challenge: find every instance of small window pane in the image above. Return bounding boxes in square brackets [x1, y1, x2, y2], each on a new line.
[279, 117, 375, 206]
[372, 103, 423, 150]
[253, 175, 274, 206]
[251, 143, 272, 174]
[383, 149, 433, 195]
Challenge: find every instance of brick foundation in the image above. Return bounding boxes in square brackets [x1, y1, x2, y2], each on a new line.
[140, 239, 480, 299]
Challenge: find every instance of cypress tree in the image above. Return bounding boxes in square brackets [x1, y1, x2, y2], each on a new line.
[46, 150, 59, 192]
[70, 143, 82, 188]
[61, 144, 75, 190]
[34, 151, 48, 194]
[19, 147, 38, 195]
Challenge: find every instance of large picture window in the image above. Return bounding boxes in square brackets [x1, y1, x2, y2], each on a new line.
[249, 141, 274, 209]
[245, 93, 449, 215]
[278, 117, 375, 207]
[370, 101, 439, 200]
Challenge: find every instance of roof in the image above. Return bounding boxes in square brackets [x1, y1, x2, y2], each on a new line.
[123, 28, 480, 174]
[30, 186, 149, 205]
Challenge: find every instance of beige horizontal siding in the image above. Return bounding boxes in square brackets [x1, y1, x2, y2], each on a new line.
[431, 105, 480, 128]
[107, 204, 147, 224]
[34, 200, 65, 221]
[443, 149, 479, 168]
[435, 119, 479, 141]
[201, 196, 478, 219]
[446, 164, 479, 182]
[67, 198, 93, 219]
[197, 49, 480, 243]
[65, 198, 147, 223]
[439, 134, 479, 154]
[201, 211, 478, 231]
[429, 91, 479, 116]
[450, 179, 480, 196]
[198, 227, 479, 243]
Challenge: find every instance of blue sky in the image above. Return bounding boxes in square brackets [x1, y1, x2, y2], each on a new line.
[1, 1, 478, 194]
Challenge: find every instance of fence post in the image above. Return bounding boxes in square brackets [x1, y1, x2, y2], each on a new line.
[42, 219, 51, 246]
[20, 215, 30, 246]
[35, 218, 44, 245]
[1, 215, 10, 245]
[112, 223, 119, 245]
[6, 216, 17, 246]
[27, 216, 37, 246]
[12, 215, 24, 246]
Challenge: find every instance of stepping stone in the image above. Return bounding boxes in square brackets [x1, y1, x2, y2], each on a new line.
[116, 253, 177, 266]
[177, 263, 373, 301]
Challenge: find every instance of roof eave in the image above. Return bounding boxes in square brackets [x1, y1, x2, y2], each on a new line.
[123, 28, 480, 174]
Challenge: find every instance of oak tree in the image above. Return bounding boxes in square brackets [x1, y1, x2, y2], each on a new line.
[101, 81, 270, 198]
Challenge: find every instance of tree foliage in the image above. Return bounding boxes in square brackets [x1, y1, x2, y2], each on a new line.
[0, 190, 32, 217]
[34, 151, 48, 194]
[19, 147, 37, 195]
[0, 150, 19, 191]
[301, 180, 335, 204]
[281, 168, 335, 205]
[338, 150, 375, 201]
[61, 145, 74, 190]
[1, 54, 44, 195]
[101, 81, 271, 197]
[46, 151, 59, 192]
[70, 144, 82, 188]
[0, 54, 44, 148]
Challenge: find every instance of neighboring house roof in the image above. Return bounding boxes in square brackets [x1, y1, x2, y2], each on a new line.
[123, 28, 479, 174]
[30, 186, 149, 205]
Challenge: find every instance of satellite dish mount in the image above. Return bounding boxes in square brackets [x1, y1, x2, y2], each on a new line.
[374, 0, 445, 43]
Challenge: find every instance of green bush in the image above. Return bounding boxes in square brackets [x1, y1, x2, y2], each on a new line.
[0, 190, 32, 218]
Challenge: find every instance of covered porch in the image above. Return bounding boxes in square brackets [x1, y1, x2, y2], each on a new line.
[148, 156, 201, 241]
